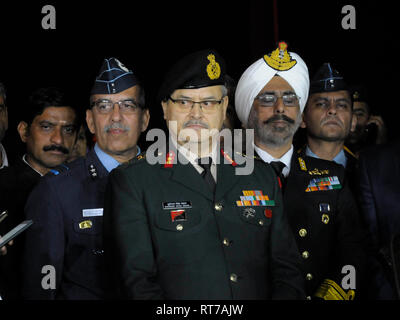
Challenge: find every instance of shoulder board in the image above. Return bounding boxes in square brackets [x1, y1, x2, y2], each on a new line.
[343, 145, 358, 159]
[296, 144, 307, 155]
[121, 153, 147, 167]
[48, 163, 70, 176]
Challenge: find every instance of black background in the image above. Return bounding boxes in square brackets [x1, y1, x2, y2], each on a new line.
[0, 0, 397, 160]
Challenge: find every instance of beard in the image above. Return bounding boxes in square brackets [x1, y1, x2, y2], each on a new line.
[247, 109, 302, 148]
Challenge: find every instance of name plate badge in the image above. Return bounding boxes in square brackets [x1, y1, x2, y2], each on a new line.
[162, 201, 192, 210]
[82, 208, 103, 217]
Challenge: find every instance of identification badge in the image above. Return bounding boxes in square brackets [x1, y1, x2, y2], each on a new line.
[82, 208, 103, 217]
[162, 201, 192, 210]
[170, 210, 187, 222]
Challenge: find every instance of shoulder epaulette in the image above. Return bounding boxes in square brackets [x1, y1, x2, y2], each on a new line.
[120, 152, 147, 168]
[235, 151, 262, 161]
[343, 145, 358, 159]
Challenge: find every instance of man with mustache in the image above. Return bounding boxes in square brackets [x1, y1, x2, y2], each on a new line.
[21, 58, 149, 299]
[301, 63, 357, 172]
[235, 43, 366, 300]
[103, 49, 305, 299]
[0, 87, 79, 299]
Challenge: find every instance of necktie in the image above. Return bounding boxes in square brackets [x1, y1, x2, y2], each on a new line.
[197, 157, 216, 194]
[270, 161, 286, 191]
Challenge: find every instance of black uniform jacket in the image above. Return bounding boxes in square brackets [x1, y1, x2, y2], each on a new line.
[103, 149, 305, 300]
[21, 149, 110, 299]
[0, 157, 41, 299]
[283, 150, 367, 298]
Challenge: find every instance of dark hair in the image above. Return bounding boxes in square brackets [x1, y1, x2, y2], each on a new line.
[137, 85, 146, 109]
[21, 87, 79, 126]
[0, 82, 6, 101]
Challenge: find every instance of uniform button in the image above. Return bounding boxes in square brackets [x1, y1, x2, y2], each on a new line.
[214, 203, 223, 211]
[223, 238, 230, 246]
[230, 273, 238, 282]
[321, 214, 330, 224]
[306, 273, 313, 281]
[299, 228, 307, 237]
[176, 224, 183, 231]
[302, 251, 310, 259]
[306, 296, 312, 300]
[258, 219, 265, 226]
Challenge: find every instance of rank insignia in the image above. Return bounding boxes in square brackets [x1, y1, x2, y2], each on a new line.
[305, 176, 342, 192]
[236, 190, 275, 207]
[88, 164, 98, 179]
[79, 220, 93, 229]
[164, 151, 176, 168]
[308, 168, 329, 176]
[170, 210, 186, 222]
[242, 208, 256, 219]
[263, 41, 297, 71]
[298, 157, 307, 171]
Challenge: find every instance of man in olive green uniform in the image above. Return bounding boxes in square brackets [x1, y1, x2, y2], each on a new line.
[235, 42, 367, 300]
[104, 49, 305, 300]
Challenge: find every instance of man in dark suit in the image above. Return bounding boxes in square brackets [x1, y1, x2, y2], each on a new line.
[0, 87, 79, 300]
[0, 82, 9, 169]
[21, 58, 150, 299]
[358, 141, 400, 299]
[235, 42, 367, 299]
[104, 49, 305, 300]
[300, 63, 359, 191]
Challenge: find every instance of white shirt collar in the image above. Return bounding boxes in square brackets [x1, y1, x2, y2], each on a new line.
[253, 143, 293, 177]
[22, 154, 44, 177]
[170, 137, 218, 181]
[170, 137, 218, 166]
[0, 143, 8, 169]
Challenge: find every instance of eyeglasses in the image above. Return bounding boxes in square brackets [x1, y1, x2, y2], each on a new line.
[254, 93, 300, 107]
[91, 99, 142, 114]
[0, 104, 6, 113]
[168, 96, 225, 113]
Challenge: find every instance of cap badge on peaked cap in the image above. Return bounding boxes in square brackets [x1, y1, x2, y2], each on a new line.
[263, 41, 297, 71]
[206, 54, 221, 80]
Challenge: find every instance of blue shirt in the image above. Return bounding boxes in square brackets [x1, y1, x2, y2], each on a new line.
[305, 146, 347, 168]
[94, 143, 141, 173]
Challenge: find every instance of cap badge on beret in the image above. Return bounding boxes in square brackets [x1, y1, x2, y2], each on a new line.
[206, 54, 221, 80]
[263, 41, 297, 71]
